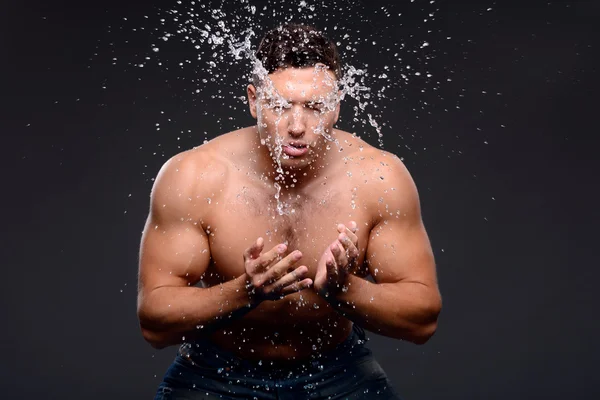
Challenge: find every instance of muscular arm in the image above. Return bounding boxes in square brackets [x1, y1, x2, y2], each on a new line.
[136, 153, 253, 349]
[329, 154, 442, 344]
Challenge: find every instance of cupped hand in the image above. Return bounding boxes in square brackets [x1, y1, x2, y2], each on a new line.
[243, 238, 312, 304]
[313, 221, 359, 298]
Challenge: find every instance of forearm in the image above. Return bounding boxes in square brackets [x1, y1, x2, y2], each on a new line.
[328, 274, 442, 344]
[138, 274, 255, 348]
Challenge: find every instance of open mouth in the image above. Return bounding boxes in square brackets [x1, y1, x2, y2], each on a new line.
[282, 143, 309, 157]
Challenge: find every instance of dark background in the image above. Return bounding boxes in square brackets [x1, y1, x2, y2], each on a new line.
[1, 0, 598, 399]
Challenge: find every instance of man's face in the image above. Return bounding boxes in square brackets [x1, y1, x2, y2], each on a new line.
[247, 64, 341, 172]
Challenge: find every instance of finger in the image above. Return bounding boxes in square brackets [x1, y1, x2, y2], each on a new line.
[244, 237, 265, 260]
[346, 243, 359, 270]
[338, 223, 358, 246]
[343, 237, 359, 259]
[265, 250, 302, 282]
[314, 257, 327, 288]
[344, 221, 359, 244]
[280, 278, 313, 296]
[338, 235, 359, 266]
[326, 255, 338, 277]
[330, 241, 347, 268]
[338, 232, 355, 251]
[348, 221, 358, 233]
[253, 243, 287, 271]
[265, 265, 308, 293]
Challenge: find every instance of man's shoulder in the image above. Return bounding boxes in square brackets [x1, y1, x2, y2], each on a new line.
[159, 126, 254, 183]
[151, 131, 245, 204]
[159, 145, 226, 187]
[342, 140, 418, 214]
[343, 139, 408, 182]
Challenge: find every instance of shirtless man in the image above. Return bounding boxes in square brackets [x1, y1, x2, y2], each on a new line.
[137, 23, 442, 399]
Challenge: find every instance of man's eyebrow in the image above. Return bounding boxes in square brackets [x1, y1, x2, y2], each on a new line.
[263, 96, 291, 103]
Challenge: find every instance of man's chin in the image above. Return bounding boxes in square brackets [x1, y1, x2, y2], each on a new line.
[277, 156, 312, 171]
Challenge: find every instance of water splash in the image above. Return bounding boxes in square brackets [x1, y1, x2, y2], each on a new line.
[222, 27, 395, 214]
[105, 0, 447, 210]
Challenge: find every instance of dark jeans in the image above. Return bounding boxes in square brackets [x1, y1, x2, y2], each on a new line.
[154, 324, 401, 399]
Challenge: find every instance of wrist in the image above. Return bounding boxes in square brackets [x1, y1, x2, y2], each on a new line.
[232, 273, 254, 307]
[317, 276, 351, 302]
[240, 273, 261, 307]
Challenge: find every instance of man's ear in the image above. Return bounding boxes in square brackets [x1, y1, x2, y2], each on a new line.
[333, 90, 342, 124]
[247, 84, 257, 119]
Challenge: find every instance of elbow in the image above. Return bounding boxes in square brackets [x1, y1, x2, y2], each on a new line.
[142, 328, 171, 350]
[412, 295, 442, 345]
[140, 326, 170, 349]
[138, 311, 170, 349]
[137, 298, 170, 349]
[412, 321, 438, 345]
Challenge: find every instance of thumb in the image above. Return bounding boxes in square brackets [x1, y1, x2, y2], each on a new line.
[244, 237, 264, 260]
[314, 258, 326, 287]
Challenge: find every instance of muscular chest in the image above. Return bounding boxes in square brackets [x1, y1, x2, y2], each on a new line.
[202, 180, 369, 282]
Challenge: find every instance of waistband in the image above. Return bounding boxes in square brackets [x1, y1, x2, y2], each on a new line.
[178, 324, 368, 377]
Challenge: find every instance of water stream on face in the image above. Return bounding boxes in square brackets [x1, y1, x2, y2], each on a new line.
[145, 1, 397, 214]
[116, 0, 444, 216]
[243, 36, 370, 215]
[229, 29, 389, 215]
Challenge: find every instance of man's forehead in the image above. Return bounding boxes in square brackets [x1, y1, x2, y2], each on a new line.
[262, 92, 330, 102]
[281, 64, 331, 75]
[264, 66, 337, 98]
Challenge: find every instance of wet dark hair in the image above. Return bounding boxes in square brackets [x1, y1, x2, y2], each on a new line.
[252, 23, 342, 86]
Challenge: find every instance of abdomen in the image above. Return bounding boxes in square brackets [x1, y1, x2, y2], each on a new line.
[210, 290, 352, 362]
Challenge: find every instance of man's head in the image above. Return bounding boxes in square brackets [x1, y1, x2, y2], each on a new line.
[252, 23, 342, 86]
[247, 23, 343, 172]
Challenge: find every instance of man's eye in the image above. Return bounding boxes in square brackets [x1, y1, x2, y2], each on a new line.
[307, 103, 324, 111]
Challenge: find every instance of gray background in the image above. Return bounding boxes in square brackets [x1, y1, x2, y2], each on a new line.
[1, 0, 598, 399]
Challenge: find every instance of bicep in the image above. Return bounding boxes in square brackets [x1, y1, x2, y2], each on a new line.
[137, 154, 212, 298]
[364, 155, 437, 286]
[365, 217, 436, 285]
[138, 213, 210, 294]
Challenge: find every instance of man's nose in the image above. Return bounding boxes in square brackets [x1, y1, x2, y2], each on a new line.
[287, 107, 306, 137]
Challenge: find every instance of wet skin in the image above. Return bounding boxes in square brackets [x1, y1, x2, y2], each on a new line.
[137, 67, 441, 363]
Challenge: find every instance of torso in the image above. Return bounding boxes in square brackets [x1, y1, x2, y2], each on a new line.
[187, 127, 387, 362]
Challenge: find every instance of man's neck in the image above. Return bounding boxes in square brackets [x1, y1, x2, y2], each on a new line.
[264, 165, 327, 192]
[252, 140, 332, 193]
